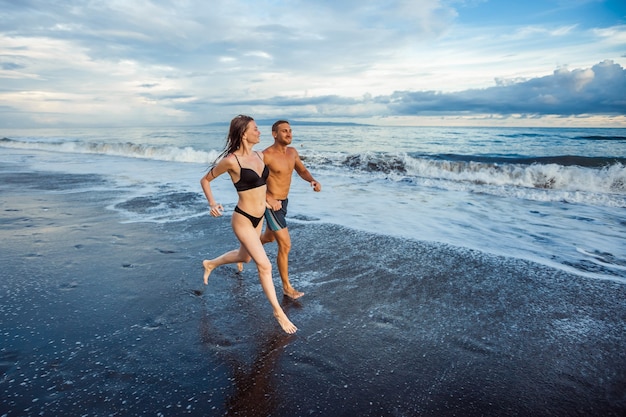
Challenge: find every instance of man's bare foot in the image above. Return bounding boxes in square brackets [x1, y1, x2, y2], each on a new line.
[202, 260, 214, 285]
[283, 287, 304, 300]
[236, 262, 243, 272]
[274, 311, 297, 334]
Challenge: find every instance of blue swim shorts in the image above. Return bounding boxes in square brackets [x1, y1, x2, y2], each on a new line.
[264, 198, 288, 231]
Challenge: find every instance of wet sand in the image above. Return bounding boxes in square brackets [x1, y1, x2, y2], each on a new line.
[1, 169, 625, 416]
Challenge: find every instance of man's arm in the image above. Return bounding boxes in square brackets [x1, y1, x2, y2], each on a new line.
[293, 149, 321, 192]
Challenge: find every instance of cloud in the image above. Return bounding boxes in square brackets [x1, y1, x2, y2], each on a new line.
[384, 60, 626, 116]
[210, 60, 626, 119]
[1, 62, 25, 71]
[0, 0, 625, 127]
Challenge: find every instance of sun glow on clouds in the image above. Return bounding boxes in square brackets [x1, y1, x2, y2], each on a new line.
[0, 0, 625, 127]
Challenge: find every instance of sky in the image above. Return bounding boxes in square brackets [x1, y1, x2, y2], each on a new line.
[1, 0, 625, 128]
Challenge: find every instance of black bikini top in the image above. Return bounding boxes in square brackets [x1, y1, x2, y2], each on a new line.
[233, 152, 269, 192]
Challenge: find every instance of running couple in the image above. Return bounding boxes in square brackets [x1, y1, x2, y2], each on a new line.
[200, 116, 321, 334]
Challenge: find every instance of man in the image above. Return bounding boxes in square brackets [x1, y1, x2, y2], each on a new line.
[238, 120, 321, 299]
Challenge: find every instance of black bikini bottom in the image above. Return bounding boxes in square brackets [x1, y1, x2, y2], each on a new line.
[234, 206, 263, 228]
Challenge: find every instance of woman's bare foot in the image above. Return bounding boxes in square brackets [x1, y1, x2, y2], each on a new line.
[283, 287, 304, 300]
[202, 260, 214, 285]
[236, 262, 243, 272]
[274, 311, 297, 334]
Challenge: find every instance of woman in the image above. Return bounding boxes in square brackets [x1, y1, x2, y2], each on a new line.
[200, 115, 297, 334]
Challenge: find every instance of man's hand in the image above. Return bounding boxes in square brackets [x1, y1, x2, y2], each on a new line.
[267, 197, 283, 211]
[311, 181, 322, 192]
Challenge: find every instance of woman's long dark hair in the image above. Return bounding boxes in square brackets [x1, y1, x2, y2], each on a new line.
[215, 114, 254, 163]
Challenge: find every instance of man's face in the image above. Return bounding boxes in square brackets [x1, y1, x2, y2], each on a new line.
[273, 123, 292, 145]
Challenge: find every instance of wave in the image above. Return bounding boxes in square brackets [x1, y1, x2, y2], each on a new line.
[578, 135, 626, 141]
[404, 157, 626, 194]
[0, 137, 219, 164]
[493, 132, 626, 142]
[426, 154, 626, 168]
[302, 151, 626, 197]
[3, 137, 625, 201]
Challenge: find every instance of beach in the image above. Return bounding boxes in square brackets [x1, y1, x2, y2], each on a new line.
[2, 166, 625, 416]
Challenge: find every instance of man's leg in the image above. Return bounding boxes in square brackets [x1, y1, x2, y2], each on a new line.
[274, 228, 304, 299]
[260, 227, 275, 245]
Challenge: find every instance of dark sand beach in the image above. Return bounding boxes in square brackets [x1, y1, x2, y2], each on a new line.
[1, 168, 625, 416]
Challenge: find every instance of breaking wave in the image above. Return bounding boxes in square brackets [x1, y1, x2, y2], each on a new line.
[302, 150, 626, 195]
[0, 137, 218, 164]
[3, 137, 625, 206]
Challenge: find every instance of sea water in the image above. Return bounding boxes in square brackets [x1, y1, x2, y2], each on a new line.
[1, 124, 625, 283]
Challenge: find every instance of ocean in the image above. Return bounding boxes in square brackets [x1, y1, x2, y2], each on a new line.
[2, 124, 625, 282]
[2, 123, 626, 416]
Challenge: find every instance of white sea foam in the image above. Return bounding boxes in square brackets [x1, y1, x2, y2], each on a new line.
[1, 138, 220, 164]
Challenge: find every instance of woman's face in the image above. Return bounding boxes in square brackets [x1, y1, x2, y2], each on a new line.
[243, 121, 261, 144]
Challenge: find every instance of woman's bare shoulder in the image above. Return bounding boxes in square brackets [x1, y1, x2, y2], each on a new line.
[214, 153, 238, 172]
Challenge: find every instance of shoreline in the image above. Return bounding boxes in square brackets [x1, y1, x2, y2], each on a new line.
[1, 168, 625, 416]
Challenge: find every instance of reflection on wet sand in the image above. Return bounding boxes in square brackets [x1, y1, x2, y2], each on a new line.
[225, 332, 294, 416]
[199, 301, 296, 416]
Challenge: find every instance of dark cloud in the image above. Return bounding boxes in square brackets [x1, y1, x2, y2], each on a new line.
[1, 62, 24, 70]
[384, 60, 626, 116]
[139, 92, 194, 101]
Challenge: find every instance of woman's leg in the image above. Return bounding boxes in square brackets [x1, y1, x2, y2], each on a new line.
[236, 220, 273, 272]
[203, 246, 252, 285]
[232, 214, 297, 334]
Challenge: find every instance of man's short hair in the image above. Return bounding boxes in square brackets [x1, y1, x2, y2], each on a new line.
[272, 119, 290, 132]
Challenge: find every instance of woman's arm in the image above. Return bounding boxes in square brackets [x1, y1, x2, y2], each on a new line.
[200, 156, 232, 216]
